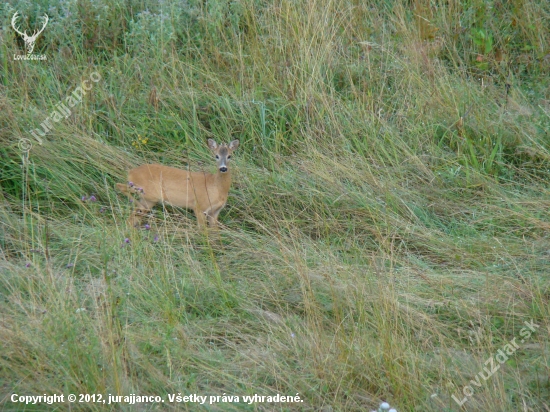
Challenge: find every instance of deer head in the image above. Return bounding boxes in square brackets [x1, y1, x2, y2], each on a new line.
[11, 12, 49, 55]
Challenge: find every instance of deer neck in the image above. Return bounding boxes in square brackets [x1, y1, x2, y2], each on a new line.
[214, 170, 232, 193]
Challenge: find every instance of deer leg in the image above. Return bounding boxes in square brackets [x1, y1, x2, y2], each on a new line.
[194, 207, 207, 228]
[207, 214, 218, 228]
[207, 208, 223, 229]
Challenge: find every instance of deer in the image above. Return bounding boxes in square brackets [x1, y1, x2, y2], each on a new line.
[11, 12, 49, 55]
[116, 139, 239, 228]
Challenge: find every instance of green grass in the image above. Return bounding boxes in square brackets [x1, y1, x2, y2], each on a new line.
[1, 0, 549, 410]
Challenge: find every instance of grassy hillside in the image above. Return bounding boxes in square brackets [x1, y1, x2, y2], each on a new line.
[1, 0, 549, 410]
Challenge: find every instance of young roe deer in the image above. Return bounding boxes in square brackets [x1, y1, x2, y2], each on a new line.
[116, 139, 239, 228]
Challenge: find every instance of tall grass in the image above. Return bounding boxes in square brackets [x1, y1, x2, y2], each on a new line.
[1, 0, 549, 410]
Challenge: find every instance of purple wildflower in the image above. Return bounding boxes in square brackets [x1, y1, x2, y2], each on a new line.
[99, 207, 106, 213]
[124, 238, 130, 243]
[153, 235, 159, 242]
[66, 263, 74, 268]
[89, 195, 97, 202]
[25, 262, 31, 267]
[145, 224, 151, 230]
[128, 181, 134, 187]
[81, 195, 87, 201]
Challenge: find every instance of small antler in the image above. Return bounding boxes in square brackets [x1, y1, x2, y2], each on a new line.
[11, 12, 27, 38]
[32, 14, 48, 38]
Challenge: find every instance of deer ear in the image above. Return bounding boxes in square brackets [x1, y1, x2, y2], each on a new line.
[207, 139, 217, 150]
[229, 139, 239, 150]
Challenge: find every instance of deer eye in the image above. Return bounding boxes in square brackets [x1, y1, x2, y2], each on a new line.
[215, 155, 220, 160]
[227, 155, 231, 159]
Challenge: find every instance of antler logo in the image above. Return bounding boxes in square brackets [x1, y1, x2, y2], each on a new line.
[11, 12, 49, 56]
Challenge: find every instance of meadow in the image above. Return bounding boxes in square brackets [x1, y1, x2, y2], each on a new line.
[0, 0, 549, 410]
